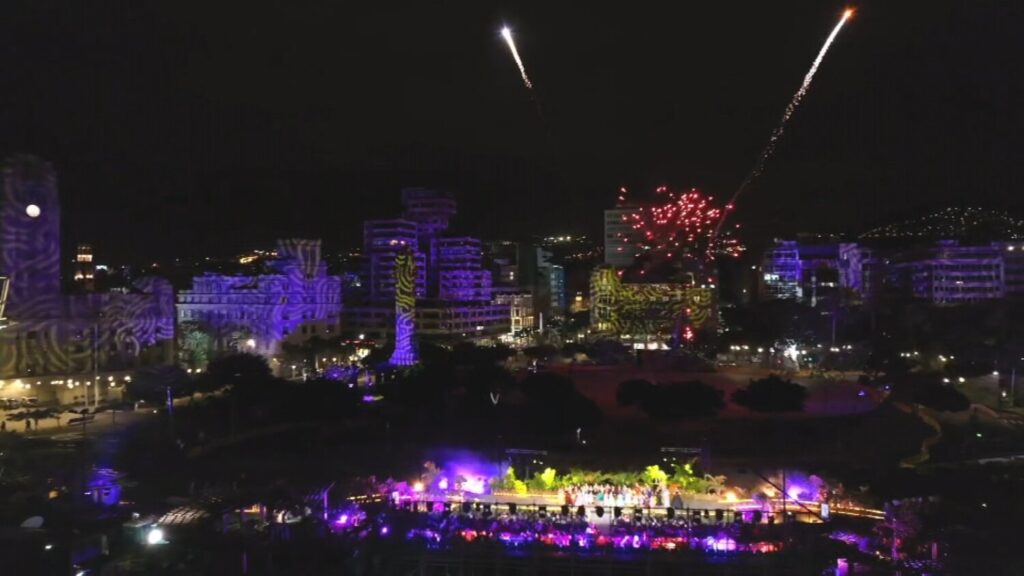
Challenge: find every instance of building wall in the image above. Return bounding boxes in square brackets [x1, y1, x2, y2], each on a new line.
[590, 266, 715, 339]
[0, 156, 174, 379]
[890, 242, 1005, 304]
[763, 239, 1024, 305]
[604, 208, 640, 267]
[494, 291, 535, 333]
[1003, 242, 1024, 295]
[347, 189, 509, 346]
[342, 303, 510, 342]
[176, 239, 342, 360]
[364, 219, 426, 300]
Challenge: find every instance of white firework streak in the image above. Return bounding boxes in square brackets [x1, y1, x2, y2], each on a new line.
[757, 9, 853, 175]
[501, 27, 533, 90]
[714, 9, 853, 240]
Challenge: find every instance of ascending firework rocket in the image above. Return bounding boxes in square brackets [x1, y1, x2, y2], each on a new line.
[501, 26, 533, 90]
[714, 8, 854, 238]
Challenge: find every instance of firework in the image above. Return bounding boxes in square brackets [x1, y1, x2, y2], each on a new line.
[500, 26, 533, 90]
[619, 187, 742, 262]
[715, 8, 854, 237]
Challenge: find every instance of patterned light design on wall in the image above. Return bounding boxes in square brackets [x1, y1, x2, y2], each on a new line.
[589, 266, 714, 341]
[388, 248, 419, 366]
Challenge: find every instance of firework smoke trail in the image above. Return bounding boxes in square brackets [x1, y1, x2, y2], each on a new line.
[713, 8, 854, 239]
[501, 26, 533, 90]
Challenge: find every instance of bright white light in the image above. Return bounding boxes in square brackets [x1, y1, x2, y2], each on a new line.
[245, 338, 256, 349]
[146, 527, 165, 545]
[26, 204, 41, 218]
[500, 25, 533, 89]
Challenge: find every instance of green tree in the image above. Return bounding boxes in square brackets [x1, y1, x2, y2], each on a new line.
[178, 321, 212, 367]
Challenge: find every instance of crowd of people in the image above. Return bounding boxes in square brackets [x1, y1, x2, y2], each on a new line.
[562, 483, 682, 509]
[393, 507, 780, 554]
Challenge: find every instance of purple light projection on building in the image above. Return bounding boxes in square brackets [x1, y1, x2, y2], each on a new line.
[176, 239, 342, 359]
[0, 156, 175, 379]
[346, 188, 510, 343]
[388, 248, 418, 366]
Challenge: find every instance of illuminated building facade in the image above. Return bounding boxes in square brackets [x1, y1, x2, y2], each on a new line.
[343, 188, 509, 343]
[887, 241, 1024, 303]
[760, 241, 842, 305]
[437, 237, 492, 301]
[0, 156, 174, 384]
[493, 291, 535, 334]
[387, 249, 418, 365]
[364, 219, 425, 300]
[590, 266, 715, 345]
[176, 239, 342, 361]
[760, 238, 1024, 305]
[74, 243, 96, 291]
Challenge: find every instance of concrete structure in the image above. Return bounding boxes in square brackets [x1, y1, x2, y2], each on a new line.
[493, 291, 535, 334]
[437, 237, 492, 301]
[0, 156, 174, 389]
[343, 188, 510, 343]
[604, 208, 641, 267]
[363, 219, 425, 300]
[73, 243, 96, 291]
[759, 241, 841, 305]
[887, 241, 1024, 303]
[388, 249, 418, 365]
[515, 245, 566, 322]
[176, 239, 342, 362]
[760, 238, 1024, 305]
[590, 266, 715, 345]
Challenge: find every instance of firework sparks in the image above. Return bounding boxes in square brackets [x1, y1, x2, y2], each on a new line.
[619, 187, 743, 262]
[500, 26, 533, 90]
[715, 8, 854, 237]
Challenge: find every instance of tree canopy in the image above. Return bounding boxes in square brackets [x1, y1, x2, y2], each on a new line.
[639, 381, 725, 419]
[732, 375, 808, 413]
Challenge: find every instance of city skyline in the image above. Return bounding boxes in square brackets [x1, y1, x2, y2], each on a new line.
[0, 1, 1021, 262]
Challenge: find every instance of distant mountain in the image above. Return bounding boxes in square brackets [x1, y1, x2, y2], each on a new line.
[860, 207, 1024, 241]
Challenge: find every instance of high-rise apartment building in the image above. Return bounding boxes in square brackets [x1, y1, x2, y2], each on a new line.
[604, 208, 640, 267]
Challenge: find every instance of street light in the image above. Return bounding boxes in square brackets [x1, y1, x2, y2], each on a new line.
[146, 527, 165, 545]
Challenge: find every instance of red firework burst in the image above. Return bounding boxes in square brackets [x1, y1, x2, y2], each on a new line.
[618, 186, 743, 261]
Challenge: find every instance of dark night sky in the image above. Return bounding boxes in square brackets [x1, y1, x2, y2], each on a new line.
[0, 1, 1021, 262]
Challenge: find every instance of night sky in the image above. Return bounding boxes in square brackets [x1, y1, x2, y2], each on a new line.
[1, 1, 1021, 262]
